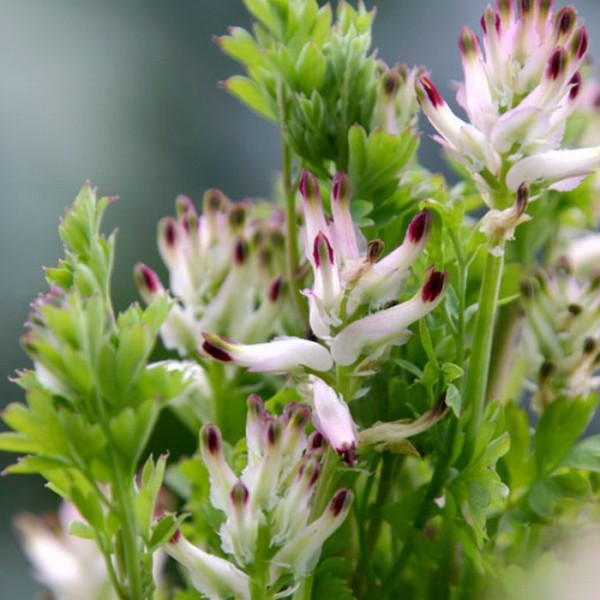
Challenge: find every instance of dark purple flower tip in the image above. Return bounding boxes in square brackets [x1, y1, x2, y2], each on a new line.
[571, 27, 588, 59]
[285, 402, 311, 429]
[230, 480, 250, 507]
[267, 277, 284, 303]
[163, 218, 178, 248]
[338, 443, 358, 466]
[407, 210, 432, 244]
[421, 269, 448, 303]
[175, 194, 195, 217]
[201, 338, 233, 363]
[555, 7, 576, 38]
[299, 170, 318, 201]
[382, 69, 401, 97]
[367, 239, 385, 263]
[583, 337, 597, 355]
[332, 172, 350, 204]
[569, 71, 583, 100]
[330, 489, 351, 517]
[135, 263, 160, 294]
[546, 47, 567, 80]
[313, 232, 334, 268]
[234, 238, 249, 265]
[567, 303, 582, 316]
[308, 431, 325, 451]
[169, 529, 182, 545]
[247, 394, 265, 418]
[520, 278, 536, 299]
[267, 421, 282, 446]
[203, 188, 227, 213]
[308, 463, 321, 488]
[228, 204, 247, 230]
[458, 27, 478, 58]
[418, 76, 444, 108]
[202, 424, 222, 455]
[516, 182, 529, 215]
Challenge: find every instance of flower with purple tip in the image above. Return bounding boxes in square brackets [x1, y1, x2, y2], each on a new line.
[417, 0, 600, 206]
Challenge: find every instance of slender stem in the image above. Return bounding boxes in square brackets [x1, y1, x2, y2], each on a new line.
[462, 241, 505, 459]
[365, 453, 396, 550]
[111, 466, 145, 599]
[278, 85, 308, 326]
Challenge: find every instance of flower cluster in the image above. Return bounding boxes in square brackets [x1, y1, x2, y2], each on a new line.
[417, 0, 600, 207]
[202, 171, 447, 371]
[135, 190, 288, 356]
[166, 397, 353, 599]
[521, 258, 600, 409]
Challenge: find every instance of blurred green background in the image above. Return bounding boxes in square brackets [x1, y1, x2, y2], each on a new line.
[1, 0, 599, 596]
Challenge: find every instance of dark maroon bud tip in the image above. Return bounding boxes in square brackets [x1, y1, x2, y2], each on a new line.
[572, 27, 588, 59]
[383, 70, 401, 96]
[583, 337, 596, 355]
[568, 303, 582, 316]
[136, 264, 159, 294]
[169, 529, 182, 544]
[407, 210, 432, 244]
[203, 188, 226, 213]
[267, 421, 282, 446]
[555, 256, 573, 276]
[547, 48, 567, 80]
[164, 219, 178, 248]
[203, 424, 222, 455]
[480, 14, 487, 34]
[309, 431, 325, 450]
[330, 489, 350, 517]
[267, 277, 284, 303]
[228, 204, 247, 229]
[287, 403, 311, 429]
[367, 239, 385, 263]
[332, 172, 350, 203]
[419, 76, 444, 108]
[230, 481, 250, 507]
[458, 27, 478, 57]
[421, 270, 447, 303]
[339, 443, 358, 466]
[313, 232, 334, 268]
[516, 182, 529, 215]
[201, 339, 233, 363]
[247, 394, 265, 417]
[234, 239, 249, 265]
[299, 170, 316, 199]
[556, 7, 575, 37]
[175, 194, 194, 216]
[212, 35, 223, 47]
[569, 72, 583, 100]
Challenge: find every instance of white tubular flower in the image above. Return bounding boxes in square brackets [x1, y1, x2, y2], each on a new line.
[14, 502, 117, 600]
[136, 190, 288, 355]
[417, 0, 598, 207]
[166, 530, 250, 600]
[176, 398, 352, 595]
[299, 170, 437, 340]
[331, 268, 448, 366]
[200, 424, 238, 512]
[311, 377, 359, 465]
[270, 488, 354, 581]
[200, 333, 334, 373]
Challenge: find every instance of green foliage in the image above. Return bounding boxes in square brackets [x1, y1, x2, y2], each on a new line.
[0, 184, 185, 599]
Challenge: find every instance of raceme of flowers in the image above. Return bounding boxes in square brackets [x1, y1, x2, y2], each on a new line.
[417, 0, 600, 207]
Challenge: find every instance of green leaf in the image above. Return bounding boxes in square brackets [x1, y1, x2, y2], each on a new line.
[534, 394, 596, 476]
[69, 520, 96, 540]
[445, 383, 462, 417]
[296, 41, 327, 94]
[224, 76, 275, 121]
[562, 434, 600, 472]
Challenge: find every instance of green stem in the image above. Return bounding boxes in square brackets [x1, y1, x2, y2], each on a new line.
[112, 464, 145, 599]
[462, 241, 505, 459]
[278, 86, 307, 326]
